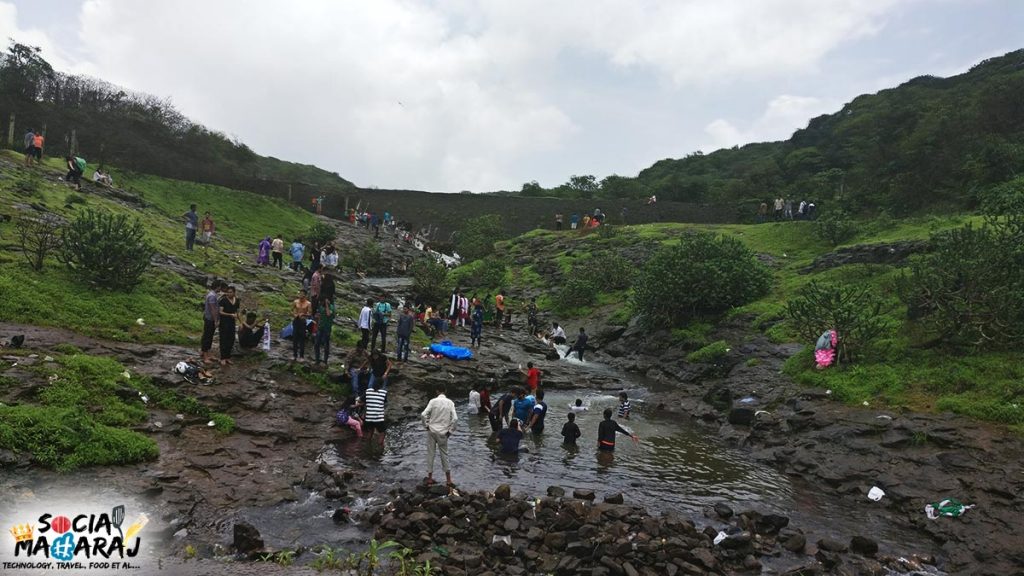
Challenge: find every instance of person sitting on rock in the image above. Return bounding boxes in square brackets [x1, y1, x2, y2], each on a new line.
[549, 322, 566, 345]
[238, 311, 267, 350]
[335, 403, 363, 439]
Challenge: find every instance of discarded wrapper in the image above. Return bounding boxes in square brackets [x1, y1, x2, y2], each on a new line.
[868, 486, 885, 501]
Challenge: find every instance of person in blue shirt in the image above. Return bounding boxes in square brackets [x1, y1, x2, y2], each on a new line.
[527, 389, 548, 433]
[512, 388, 535, 423]
[289, 238, 305, 272]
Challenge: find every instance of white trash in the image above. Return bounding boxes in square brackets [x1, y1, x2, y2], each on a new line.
[868, 486, 885, 501]
[713, 531, 728, 545]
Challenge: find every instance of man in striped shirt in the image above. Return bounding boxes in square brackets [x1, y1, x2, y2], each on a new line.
[617, 392, 631, 419]
[363, 379, 388, 444]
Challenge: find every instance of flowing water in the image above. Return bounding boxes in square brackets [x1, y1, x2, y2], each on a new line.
[315, 385, 946, 567]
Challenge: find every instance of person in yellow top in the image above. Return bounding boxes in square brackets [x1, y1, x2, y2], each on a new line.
[494, 290, 506, 329]
[581, 214, 591, 230]
[271, 234, 285, 269]
[291, 289, 312, 362]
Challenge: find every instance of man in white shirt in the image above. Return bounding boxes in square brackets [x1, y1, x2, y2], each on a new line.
[358, 299, 372, 349]
[550, 322, 566, 345]
[421, 386, 457, 487]
[468, 387, 481, 415]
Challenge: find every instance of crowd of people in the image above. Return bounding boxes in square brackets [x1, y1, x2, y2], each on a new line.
[180, 197, 630, 492]
[554, 208, 609, 231]
[757, 197, 818, 222]
[416, 383, 640, 487]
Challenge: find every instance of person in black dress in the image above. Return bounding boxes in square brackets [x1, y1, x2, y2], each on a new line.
[219, 285, 241, 365]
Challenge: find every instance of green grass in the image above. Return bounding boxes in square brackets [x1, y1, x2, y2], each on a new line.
[0, 150, 319, 342]
[0, 354, 158, 470]
[482, 212, 1024, 430]
[685, 340, 730, 363]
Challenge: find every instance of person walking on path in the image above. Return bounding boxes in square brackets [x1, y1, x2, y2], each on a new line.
[183, 204, 199, 251]
[23, 128, 36, 166]
[470, 302, 484, 348]
[358, 299, 373, 349]
[257, 236, 271, 266]
[289, 238, 305, 272]
[565, 327, 588, 361]
[370, 297, 392, 352]
[421, 385, 457, 487]
[200, 280, 223, 364]
[291, 289, 312, 361]
[494, 290, 506, 329]
[395, 306, 414, 362]
[271, 234, 285, 269]
[218, 285, 240, 365]
[555, 213, 564, 231]
[598, 408, 639, 452]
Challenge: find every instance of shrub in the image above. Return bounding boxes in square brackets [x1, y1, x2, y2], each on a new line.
[786, 280, 893, 364]
[456, 214, 507, 262]
[632, 232, 771, 328]
[898, 217, 1024, 347]
[306, 221, 337, 247]
[686, 340, 730, 363]
[58, 209, 155, 291]
[671, 322, 712, 349]
[601, 253, 632, 290]
[449, 257, 508, 291]
[814, 209, 857, 246]
[17, 213, 62, 271]
[410, 257, 450, 304]
[556, 275, 598, 310]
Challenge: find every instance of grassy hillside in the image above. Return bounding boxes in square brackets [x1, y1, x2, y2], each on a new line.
[482, 216, 1023, 432]
[0, 150, 324, 343]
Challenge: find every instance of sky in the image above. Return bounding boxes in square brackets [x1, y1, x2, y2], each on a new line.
[1, 1, 1021, 192]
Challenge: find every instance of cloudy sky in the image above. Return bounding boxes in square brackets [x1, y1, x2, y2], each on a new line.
[2, 1, 1020, 191]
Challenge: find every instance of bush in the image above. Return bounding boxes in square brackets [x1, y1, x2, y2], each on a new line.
[601, 253, 632, 290]
[456, 214, 507, 262]
[898, 217, 1024, 347]
[306, 221, 337, 247]
[58, 209, 155, 291]
[814, 209, 857, 246]
[410, 257, 450, 304]
[632, 232, 771, 328]
[686, 340, 730, 363]
[786, 280, 893, 364]
[555, 275, 598, 310]
[449, 257, 508, 291]
[17, 213, 62, 271]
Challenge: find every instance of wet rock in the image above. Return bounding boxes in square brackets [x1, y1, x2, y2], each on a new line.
[713, 502, 733, 519]
[783, 533, 806, 553]
[817, 538, 848, 553]
[503, 517, 520, 532]
[604, 492, 624, 504]
[728, 407, 755, 426]
[850, 535, 878, 556]
[573, 488, 596, 500]
[546, 486, 565, 498]
[494, 484, 511, 500]
[755, 513, 790, 534]
[232, 522, 264, 554]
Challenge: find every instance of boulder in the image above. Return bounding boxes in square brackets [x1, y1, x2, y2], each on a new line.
[494, 484, 511, 500]
[850, 535, 878, 556]
[232, 522, 264, 554]
[783, 533, 806, 553]
[817, 538, 848, 553]
[604, 493, 624, 504]
[728, 407, 755, 426]
[573, 488, 596, 500]
[546, 486, 565, 498]
[713, 502, 733, 519]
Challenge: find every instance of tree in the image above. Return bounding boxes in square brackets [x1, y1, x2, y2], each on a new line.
[566, 175, 599, 199]
[456, 214, 506, 262]
[410, 258, 450, 304]
[520, 181, 545, 197]
[17, 213, 62, 271]
[58, 209, 155, 291]
[786, 280, 892, 364]
[632, 232, 771, 328]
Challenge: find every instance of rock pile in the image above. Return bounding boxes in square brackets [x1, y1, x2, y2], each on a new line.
[367, 484, 920, 576]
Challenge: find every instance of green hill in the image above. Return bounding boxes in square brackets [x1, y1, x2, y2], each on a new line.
[521, 49, 1024, 216]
